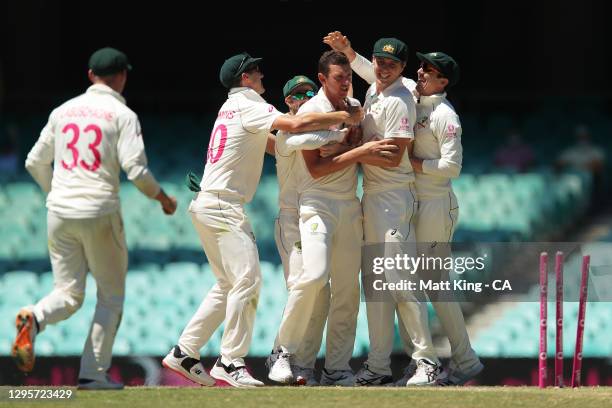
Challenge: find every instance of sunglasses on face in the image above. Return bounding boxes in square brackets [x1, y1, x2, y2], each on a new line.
[291, 90, 315, 100]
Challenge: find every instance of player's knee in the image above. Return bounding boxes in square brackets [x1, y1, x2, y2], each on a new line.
[233, 273, 262, 293]
[57, 289, 84, 314]
[303, 274, 329, 292]
[96, 293, 125, 313]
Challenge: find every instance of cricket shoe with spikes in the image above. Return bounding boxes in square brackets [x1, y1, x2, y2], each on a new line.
[268, 350, 294, 384]
[162, 345, 215, 386]
[406, 359, 447, 386]
[210, 358, 264, 388]
[394, 359, 417, 386]
[320, 369, 355, 387]
[437, 360, 484, 386]
[354, 364, 394, 386]
[77, 375, 124, 390]
[12, 308, 37, 373]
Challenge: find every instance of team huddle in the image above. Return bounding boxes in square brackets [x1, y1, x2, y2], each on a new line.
[12, 31, 482, 389]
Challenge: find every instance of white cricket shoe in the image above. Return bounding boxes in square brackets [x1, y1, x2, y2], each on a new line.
[77, 375, 124, 390]
[406, 359, 446, 386]
[438, 360, 484, 386]
[354, 364, 394, 386]
[320, 369, 355, 387]
[162, 345, 215, 386]
[265, 349, 277, 371]
[268, 351, 294, 384]
[293, 366, 318, 386]
[210, 358, 264, 388]
[394, 359, 417, 386]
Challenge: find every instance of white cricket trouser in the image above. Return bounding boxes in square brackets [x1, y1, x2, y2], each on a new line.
[413, 191, 480, 371]
[273, 209, 329, 367]
[179, 192, 261, 366]
[32, 211, 127, 381]
[362, 186, 439, 375]
[299, 195, 362, 371]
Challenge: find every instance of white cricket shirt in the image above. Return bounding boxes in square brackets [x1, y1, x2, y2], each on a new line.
[25, 84, 156, 218]
[293, 89, 360, 200]
[198, 87, 283, 203]
[361, 76, 417, 193]
[413, 93, 463, 199]
[276, 128, 346, 210]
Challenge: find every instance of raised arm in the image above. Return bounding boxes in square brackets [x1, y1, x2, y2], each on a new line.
[324, 31, 376, 85]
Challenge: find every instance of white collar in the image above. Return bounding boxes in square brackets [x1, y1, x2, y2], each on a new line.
[228, 87, 267, 103]
[418, 92, 447, 106]
[373, 76, 404, 97]
[87, 84, 126, 105]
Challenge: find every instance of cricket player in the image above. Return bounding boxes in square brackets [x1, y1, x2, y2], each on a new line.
[12, 47, 177, 390]
[325, 32, 484, 385]
[267, 76, 396, 385]
[332, 37, 444, 386]
[267, 75, 333, 386]
[267, 50, 398, 387]
[162, 52, 363, 388]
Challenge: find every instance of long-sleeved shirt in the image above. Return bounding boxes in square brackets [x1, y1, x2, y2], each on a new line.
[25, 84, 160, 218]
[350, 52, 462, 199]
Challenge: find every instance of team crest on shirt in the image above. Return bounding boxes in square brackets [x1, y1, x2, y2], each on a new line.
[399, 117, 410, 131]
[382, 44, 395, 53]
[310, 223, 319, 232]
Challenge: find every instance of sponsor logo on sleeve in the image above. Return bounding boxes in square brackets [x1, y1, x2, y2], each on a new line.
[399, 117, 410, 131]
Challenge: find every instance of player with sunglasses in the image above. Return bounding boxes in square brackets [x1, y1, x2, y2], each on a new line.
[162, 52, 364, 388]
[323, 35, 445, 387]
[267, 75, 338, 386]
[324, 32, 483, 387]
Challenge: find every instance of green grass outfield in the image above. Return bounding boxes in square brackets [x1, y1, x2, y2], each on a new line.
[1, 386, 611, 408]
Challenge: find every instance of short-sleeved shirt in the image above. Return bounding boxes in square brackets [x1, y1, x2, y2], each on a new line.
[26, 84, 152, 218]
[361, 77, 417, 193]
[198, 87, 283, 203]
[293, 89, 361, 200]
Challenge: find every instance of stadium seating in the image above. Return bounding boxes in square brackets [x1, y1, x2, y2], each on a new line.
[1, 108, 609, 360]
